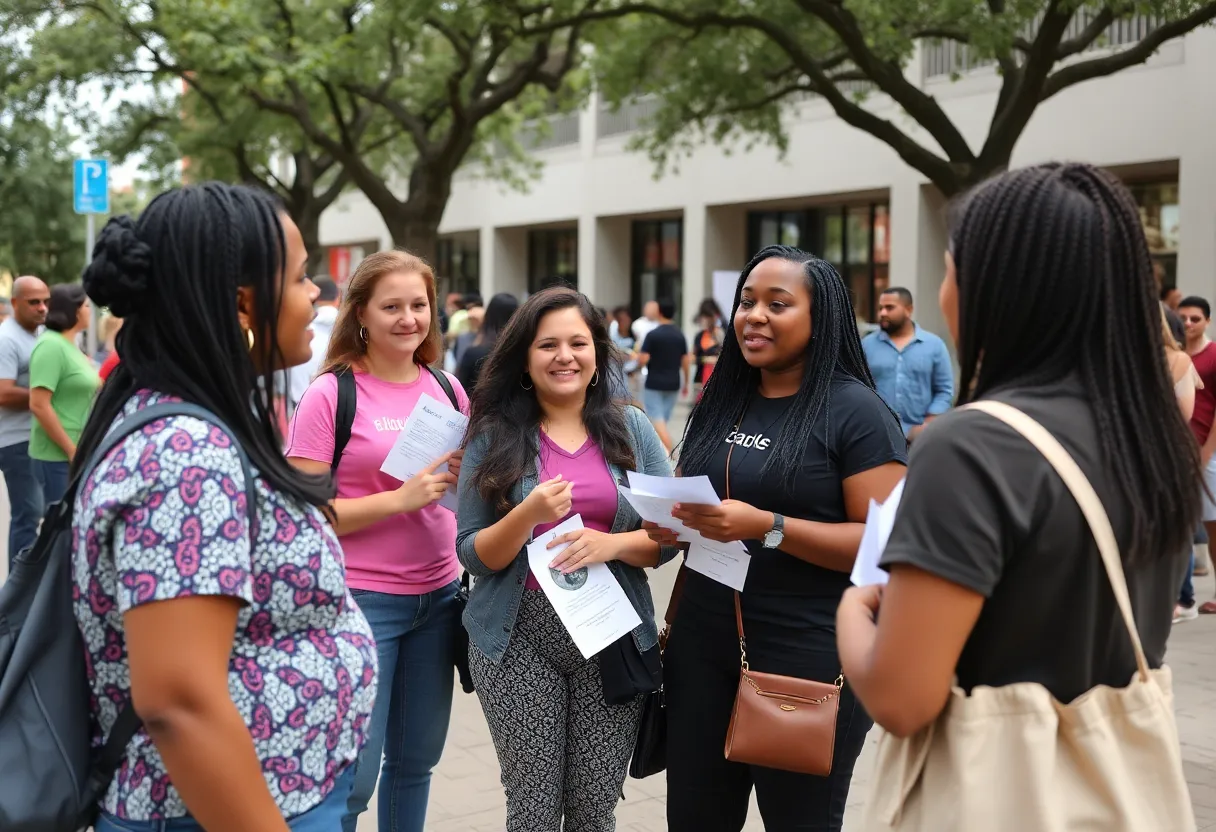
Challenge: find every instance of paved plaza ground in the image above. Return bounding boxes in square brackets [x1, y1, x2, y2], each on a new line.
[399, 562, 1216, 832]
[3, 397, 1214, 830]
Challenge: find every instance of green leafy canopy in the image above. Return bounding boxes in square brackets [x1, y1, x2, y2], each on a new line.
[582, 0, 1216, 194]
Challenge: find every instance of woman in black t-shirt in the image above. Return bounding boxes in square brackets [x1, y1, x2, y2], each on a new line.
[645, 245, 906, 832]
[836, 165, 1200, 762]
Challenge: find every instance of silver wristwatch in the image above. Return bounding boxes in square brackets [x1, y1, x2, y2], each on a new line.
[762, 513, 785, 549]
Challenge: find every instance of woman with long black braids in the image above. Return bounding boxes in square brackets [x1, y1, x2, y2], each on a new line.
[72, 183, 376, 831]
[645, 245, 907, 831]
[837, 164, 1199, 827]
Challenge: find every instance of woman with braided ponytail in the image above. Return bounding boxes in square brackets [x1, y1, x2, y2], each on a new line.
[72, 183, 377, 831]
[837, 164, 1200, 825]
[643, 245, 907, 831]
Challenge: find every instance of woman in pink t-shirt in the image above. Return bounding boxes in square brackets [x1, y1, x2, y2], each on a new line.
[455, 287, 676, 831]
[285, 250, 466, 832]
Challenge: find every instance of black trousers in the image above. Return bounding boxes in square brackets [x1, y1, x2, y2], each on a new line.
[664, 610, 872, 832]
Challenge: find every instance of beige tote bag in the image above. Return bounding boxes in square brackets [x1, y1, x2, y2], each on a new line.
[862, 400, 1195, 832]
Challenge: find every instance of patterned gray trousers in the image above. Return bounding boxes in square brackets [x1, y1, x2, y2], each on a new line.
[469, 590, 643, 832]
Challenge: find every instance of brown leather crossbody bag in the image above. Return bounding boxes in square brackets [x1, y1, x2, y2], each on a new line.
[720, 436, 844, 776]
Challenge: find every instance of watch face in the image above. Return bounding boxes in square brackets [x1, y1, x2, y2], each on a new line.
[764, 529, 783, 547]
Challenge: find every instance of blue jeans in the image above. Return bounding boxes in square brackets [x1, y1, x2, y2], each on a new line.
[94, 765, 355, 831]
[0, 441, 43, 568]
[32, 458, 70, 507]
[343, 580, 461, 832]
[1181, 551, 1196, 608]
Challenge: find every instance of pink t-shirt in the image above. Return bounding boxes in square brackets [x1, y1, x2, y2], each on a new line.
[286, 368, 469, 595]
[525, 431, 620, 590]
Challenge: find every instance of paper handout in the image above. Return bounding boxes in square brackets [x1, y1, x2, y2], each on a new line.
[850, 477, 906, 586]
[686, 538, 751, 591]
[526, 515, 643, 659]
[379, 393, 469, 513]
[620, 473, 751, 590]
[627, 474, 749, 591]
[626, 471, 722, 505]
[618, 485, 699, 543]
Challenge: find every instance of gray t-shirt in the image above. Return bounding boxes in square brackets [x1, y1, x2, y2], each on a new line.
[0, 318, 42, 448]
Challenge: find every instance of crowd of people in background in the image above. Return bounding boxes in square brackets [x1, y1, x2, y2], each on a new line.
[0, 160, 1203, 832]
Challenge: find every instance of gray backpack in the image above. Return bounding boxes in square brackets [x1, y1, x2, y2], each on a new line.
[0, 402, 257, 831]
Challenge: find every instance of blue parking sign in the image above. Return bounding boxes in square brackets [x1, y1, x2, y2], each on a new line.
[73, 159, 110, 214]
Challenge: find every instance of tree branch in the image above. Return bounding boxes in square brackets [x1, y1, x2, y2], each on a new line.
[466, 39, 551, 121]
[980, 1, 1072, 171]
[1042, 4, 1216, 99]
[426, 16, 472, 61]
[271, 0, 296, 41]
[314, 78, 356, 151]
[1056, 7, 1116, 59]
[341, 81, 433, 152]
[527, 0, 969, 189]
[470, 27, 513, 100]
[789, 0, 976, 164]
[318, 167, 352, 209]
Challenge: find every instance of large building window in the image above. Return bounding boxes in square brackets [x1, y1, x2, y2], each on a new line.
[435, 236, 480, 297]
[528, 228, 578, 294]
[747, 202, 890, 322]
[631, 219, 683, 320]
[1129, 181, 1179, 291]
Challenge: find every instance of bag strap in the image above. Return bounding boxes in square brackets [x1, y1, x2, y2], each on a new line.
[331, 368, 357, 472]
[79, 400, 261, 807]
[331, 366, 457, 474]
[425, 365, 460, 409]
[963, 400, 1151, 682]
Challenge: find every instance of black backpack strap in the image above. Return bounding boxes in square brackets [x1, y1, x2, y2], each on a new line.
[83, 700, 142, 806]
[78, 401, 261, 807]
[425, 365, 460, 409]
[332, 368, 357, 472]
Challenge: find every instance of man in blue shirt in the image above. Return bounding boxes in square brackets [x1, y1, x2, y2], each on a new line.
[862, 287, 954, 440]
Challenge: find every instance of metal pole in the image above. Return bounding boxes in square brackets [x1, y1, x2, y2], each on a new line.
[85, 213, 98, 360]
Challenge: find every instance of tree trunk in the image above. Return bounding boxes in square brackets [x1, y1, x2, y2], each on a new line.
[395, 219, 441, 270]
[930, 156, 1010, 201]
[294, 208, 326, 275]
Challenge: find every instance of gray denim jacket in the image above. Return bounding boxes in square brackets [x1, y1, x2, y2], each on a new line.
[456, 406, 677, 663]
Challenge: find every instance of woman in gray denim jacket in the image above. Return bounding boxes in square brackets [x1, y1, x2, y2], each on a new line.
[456, 288, 676, 832]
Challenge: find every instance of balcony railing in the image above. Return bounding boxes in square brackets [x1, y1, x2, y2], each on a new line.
[596, 97, 663, 139]
[521, 112, 582, 152]
[923, 12, 1161, 80]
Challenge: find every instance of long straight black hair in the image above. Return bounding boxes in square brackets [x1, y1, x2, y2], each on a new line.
[476, 292, 520, 348]
[76, 182, 332, 510]
[949, 162, 1201, 562]
[680, 244, 892, 489]
[464, 287, 632, 514]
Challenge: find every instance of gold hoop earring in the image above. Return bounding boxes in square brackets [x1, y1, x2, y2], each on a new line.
[245, 328, 255, 351]
[520, 374, 533, 391]
[590, 370, 599, 387]
[359, 326, 368, 344]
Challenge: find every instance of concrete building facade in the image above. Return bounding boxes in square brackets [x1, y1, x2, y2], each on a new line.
[316, 24, 1216, 339]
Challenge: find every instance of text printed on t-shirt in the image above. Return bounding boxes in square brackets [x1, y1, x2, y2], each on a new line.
[724, 429, 773, 451]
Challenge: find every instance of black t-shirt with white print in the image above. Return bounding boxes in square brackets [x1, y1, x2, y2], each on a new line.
[681, 374, 908, 650]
